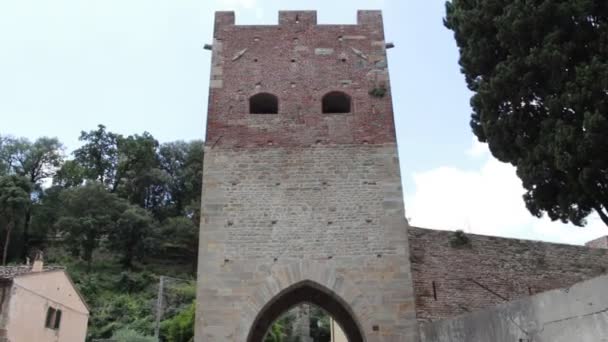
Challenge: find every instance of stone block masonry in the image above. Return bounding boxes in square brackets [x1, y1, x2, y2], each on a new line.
[196, 10, 418, 342]
[419, 273, 608, 342]
[203, 146, 406, 260]
[586, 235, 608, 249]
[408, 227, 608, 323]
[197, 144, 417, 341]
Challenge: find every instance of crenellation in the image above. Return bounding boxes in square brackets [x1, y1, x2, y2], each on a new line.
[357, 10, 384, 29]
[205, 12, 393, 149]
[197, 10, 416, 342]
[279, 11, 317, 26]
[213, 11, 386, 31]
[214, 11, 235, 32]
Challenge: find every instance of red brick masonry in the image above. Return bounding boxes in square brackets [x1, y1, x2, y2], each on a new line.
[206, 11, 396, 149]
[408, 227, 608, 322]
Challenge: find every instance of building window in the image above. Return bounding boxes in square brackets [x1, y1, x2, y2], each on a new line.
[322, 91, 351, 113]
[45, 307, 62, 330]
[249, 93, 278, 114]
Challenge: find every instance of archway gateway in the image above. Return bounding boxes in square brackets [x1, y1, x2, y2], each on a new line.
[196, 10, 418, 341]
[247, 281, 364, 342]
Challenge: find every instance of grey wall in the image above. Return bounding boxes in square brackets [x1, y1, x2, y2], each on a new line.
[419, 273, 608, 342]
[196, 145, 417, 341]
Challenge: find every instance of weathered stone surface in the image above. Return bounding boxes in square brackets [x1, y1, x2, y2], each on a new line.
[586, 235, 608, 249]
[204, 11, 393, 149]
[315, 48, 334, 55]
[196, 10, 416, 342]
[419, 273, 608, 342]
[196, 144, 416, 341]
[409, 227, 608, 323]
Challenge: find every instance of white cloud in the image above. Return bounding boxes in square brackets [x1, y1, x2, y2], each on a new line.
[405, 142, 607, 245]
[466, 137, 488, 158]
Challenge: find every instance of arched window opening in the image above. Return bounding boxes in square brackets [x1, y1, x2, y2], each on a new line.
[247, 281, 364, 342]
[322, 91, 351, 114]
[250, 93, 279, 114]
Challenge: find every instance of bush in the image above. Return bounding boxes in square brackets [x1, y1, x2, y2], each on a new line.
[111, 328, 156, 342]
[449, 230, 471, 248]
[161, 302, 195, 342]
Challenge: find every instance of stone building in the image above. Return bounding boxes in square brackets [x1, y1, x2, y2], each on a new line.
[196, 10, 416, 342]
[0, 259, 89, 342]
[196, 10, 608, 341]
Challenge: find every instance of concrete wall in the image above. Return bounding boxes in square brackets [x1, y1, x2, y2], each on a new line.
[408, 227, 608, 322]
[196, 10, 417, 341]
[6, 271, 88, 342]
[419, 273, 608, 342]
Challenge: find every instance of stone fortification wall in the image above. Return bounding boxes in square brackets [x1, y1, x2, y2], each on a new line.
[419, 273, 608, 342]
[408, 227, 608, 322]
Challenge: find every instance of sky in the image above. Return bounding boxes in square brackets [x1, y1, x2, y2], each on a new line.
[0, 0, 605, 245]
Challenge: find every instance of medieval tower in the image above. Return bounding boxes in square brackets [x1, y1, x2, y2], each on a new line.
[196, 11, 418, 341]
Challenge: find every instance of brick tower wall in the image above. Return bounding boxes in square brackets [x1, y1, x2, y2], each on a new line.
[196, 11, 417, 342]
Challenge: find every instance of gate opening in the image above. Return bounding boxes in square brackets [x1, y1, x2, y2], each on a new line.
[247, 281, 364, 342]
[263, 303, 346, 342]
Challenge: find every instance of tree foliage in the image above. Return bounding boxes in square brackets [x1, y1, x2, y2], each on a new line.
[0, 135, 64, 258]
[0, 175, 31, 265]
[445, 0, 608, 226]
[263, 304, 332, 342]
[57, 183, 127, 269]
[160, 301, 195, 342]
[111, 328, 156, 342]
[1, 125, 204, 340]
[110, 207, 155, 268]
[73, 125, 120, 190]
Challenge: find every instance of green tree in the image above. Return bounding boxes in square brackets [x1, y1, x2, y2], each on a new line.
[445, 0, 608, 226]
[264, 322, 285, 342]
[29, 186, 64, 246]
[0, 176, 31, 265]
[157, 217, 198, 258]
[0, 136, 11, 176]
[73, 125, 120, 190]
[115, 132, 166, 213]
[54, 160, 86, 188]
[309, 306, 331, 342]
[109, 206, 155, 268]
[0, 136, 64, 257]
[56, 183, 126, 269]
[158, 141, 203, 219]
[8, 137, 64, 185]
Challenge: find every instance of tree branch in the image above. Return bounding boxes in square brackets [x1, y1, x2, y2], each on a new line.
[594, 205, 608, 227]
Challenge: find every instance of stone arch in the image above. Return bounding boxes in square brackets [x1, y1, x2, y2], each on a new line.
[246, 280, 365, 342]
[322, 91, 351, 113]
[250, 92, 279, 114]
[239, 262, 373, 341]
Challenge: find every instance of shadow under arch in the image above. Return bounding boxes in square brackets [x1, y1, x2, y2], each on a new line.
[246, 280, 365, 342]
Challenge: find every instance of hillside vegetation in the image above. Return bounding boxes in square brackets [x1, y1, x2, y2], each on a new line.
[0, 125, 201, 341]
